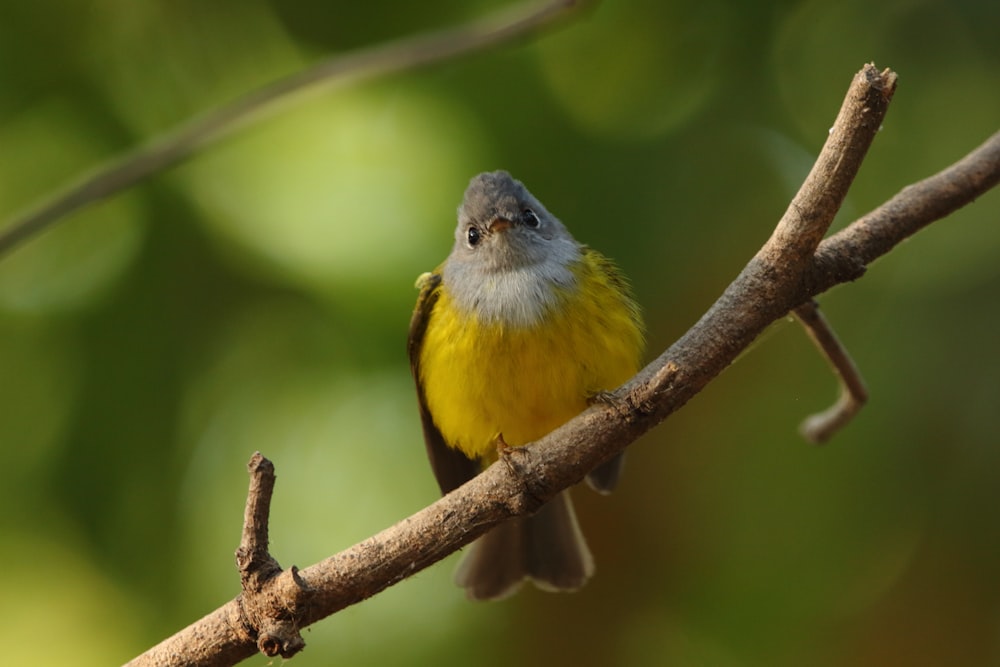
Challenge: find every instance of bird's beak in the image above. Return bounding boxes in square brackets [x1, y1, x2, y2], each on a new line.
[488, 217, 513, 233]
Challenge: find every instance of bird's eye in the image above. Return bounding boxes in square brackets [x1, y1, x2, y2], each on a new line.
[522, 208, 541, 228]
[467, 226, 481, 247]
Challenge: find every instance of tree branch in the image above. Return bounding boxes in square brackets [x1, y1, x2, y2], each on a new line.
[793, 300, 869, 443]
[810, 126, 1000, 288]
[123, 64, 1000, 666]
[233, 453, 313, 660]
[0, 0, 588, 257]
[763, 65, 897, 274]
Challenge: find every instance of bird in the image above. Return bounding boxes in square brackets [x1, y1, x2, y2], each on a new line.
[408, 170, 644, 600]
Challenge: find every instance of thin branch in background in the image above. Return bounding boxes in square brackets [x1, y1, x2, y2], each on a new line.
[793, 300, 869, 443]
[0, 0, 588, 257]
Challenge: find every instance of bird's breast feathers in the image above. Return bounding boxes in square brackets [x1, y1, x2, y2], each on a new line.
[419, 249, 643, 460]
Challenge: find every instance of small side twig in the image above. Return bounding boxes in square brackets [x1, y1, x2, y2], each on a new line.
[235, 453, 280, 586]
[761, 65, 898, 276]
[233, 453, 312, 660]
[793, 301, 869, 443]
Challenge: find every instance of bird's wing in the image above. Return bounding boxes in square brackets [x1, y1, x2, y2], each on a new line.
[408, 271, 481, 495]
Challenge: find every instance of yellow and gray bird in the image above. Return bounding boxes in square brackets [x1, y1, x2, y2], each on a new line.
[408, 170, 644, 600]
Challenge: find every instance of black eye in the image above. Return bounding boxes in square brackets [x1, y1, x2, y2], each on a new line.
[467, 226, 481, 247]
[522, 209, 540, 228]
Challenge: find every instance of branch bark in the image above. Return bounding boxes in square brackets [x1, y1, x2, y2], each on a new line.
[123, 64, 1000, 666]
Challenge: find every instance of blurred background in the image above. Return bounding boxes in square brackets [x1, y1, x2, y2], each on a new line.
[1, 0, 999, 665]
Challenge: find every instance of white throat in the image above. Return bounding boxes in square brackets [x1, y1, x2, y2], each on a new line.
[444, 254, 580, 328]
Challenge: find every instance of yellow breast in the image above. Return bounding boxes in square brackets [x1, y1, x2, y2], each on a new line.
[418, 249, 643, 462]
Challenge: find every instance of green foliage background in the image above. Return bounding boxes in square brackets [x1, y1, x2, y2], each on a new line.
[1, 1, 998, 665]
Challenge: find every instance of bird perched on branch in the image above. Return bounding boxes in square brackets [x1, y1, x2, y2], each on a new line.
[408, 170, 644, 600]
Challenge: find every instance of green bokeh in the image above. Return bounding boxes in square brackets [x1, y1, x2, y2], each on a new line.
[1, 1, 998, 665]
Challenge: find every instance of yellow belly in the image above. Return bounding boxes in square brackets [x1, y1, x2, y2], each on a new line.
[419, 252, 643, 462]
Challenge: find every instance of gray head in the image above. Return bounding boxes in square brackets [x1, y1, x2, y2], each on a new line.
[443, 171, 582, 324]
[449, 171, 578, 271]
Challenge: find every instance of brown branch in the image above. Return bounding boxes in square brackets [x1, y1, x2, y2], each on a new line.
[789, 127, 1000, 436]
[123, 66, 1000, 667]
[793, 300, 869, 443]
[233, 453, 312, 660]
[810, 126, 1000, 289]
[763, 65, 897, 274]
[0, 0, 588, 257]
[235, 453, 278, 585]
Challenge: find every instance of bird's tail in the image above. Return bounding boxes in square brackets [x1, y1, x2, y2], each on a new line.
[454, 491, 594, 601]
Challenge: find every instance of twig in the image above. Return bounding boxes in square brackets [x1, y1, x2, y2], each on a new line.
[809, 127, 1000, 289]
[128, 454, 314, 667]
[793, 301, 868, 443]
[758, 65, 897, 288]
[234, 454, 312, 660]
[0, 0, 588, 257]
[785, 127, 1000, 426]
[235, 453, 280, 586]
